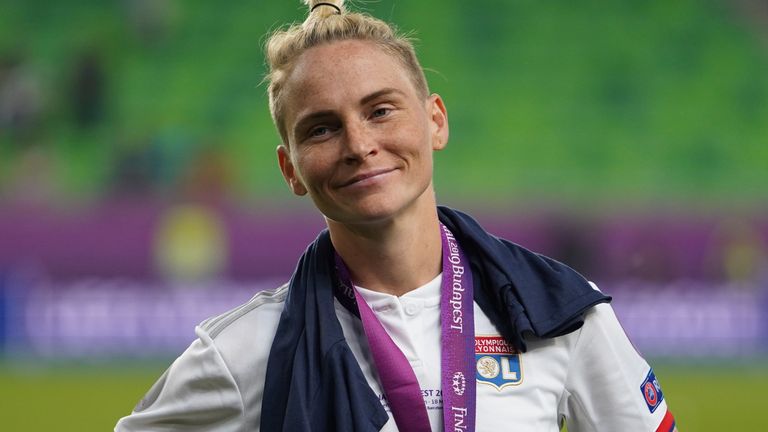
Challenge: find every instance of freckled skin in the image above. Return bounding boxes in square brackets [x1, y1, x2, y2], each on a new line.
[277, 39, 449, 227]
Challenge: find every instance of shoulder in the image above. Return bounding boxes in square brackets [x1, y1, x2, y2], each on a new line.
[577, 283, 630, 347]
[198, 283, 288, 403]
[563, 282, 632, 357]
[200, 282, 289, 340]
[115, 283, 290, 431]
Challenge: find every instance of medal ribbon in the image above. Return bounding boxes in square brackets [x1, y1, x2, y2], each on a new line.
[333, 223, 476, 432]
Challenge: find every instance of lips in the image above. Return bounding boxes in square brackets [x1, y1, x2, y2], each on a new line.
[338, 168, 397, 188]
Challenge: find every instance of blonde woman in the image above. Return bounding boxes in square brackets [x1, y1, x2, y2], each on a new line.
[116, 1, 677, 431]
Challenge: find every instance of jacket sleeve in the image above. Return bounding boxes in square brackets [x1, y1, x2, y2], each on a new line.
[558, 300, 677, 432]
[115, 326, 245, 431]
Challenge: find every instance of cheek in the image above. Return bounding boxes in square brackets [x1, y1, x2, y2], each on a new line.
[294, 152, 330, 188]
[400, 128, 434, 163]
[387, 118, 431, 152]
[405, 114, 434, 151]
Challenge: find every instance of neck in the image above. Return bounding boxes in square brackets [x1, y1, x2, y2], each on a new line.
[328, 202, 442, 297]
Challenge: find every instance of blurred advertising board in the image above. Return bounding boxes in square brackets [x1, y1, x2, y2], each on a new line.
[1, 277, 766, 359]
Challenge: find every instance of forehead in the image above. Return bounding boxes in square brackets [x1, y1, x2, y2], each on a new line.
[281, 40, 418, 120]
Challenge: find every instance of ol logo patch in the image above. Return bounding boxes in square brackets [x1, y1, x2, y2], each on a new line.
[640, 369, 664, 413]
[475, 336, 522, 390]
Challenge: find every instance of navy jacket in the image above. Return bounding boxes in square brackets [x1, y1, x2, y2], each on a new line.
[260, 207, 610, 431]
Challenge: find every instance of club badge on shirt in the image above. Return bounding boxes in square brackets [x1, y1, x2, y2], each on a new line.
[474, 336, 522, 390]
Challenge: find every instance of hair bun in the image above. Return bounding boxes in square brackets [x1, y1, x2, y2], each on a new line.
[306, 0, 344, 15]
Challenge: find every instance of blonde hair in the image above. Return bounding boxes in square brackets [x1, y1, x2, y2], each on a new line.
[264, 0, 429, 142]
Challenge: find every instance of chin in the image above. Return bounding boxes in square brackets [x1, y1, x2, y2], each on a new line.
[329, 207, 400, 226]
[318, 181, 436, 226]
[319, 198, 404, 226]
[331, 195, 437, 227]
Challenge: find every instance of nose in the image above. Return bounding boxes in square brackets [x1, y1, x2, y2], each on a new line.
[341, 120, 377, 163]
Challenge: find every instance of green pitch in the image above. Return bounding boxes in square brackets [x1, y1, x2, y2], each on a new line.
[0, 362, 762, 430]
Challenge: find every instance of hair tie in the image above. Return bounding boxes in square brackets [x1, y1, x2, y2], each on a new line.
[311, 2, 341, 14]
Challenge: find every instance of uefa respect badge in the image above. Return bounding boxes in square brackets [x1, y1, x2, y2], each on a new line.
[475, 336, 522, 390]
[640, 369, 665, 413]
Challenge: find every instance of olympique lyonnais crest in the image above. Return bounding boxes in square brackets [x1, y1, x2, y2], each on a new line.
[475, 336, 522, 390]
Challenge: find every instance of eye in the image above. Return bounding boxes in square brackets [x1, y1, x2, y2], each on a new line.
[371, 107, 390, 119]
[309, 125, 330, 138]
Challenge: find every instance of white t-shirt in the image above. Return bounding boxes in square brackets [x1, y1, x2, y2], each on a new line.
[115, 276, 674, 431]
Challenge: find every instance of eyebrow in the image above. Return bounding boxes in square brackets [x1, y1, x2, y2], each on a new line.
[359, 87, 405, 105]
[292, 88, 406, 137]
[294, 110, 335, 132]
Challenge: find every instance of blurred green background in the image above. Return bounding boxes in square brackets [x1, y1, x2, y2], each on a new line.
[1, 0, 766, 207]
[1, 0, 767, 430]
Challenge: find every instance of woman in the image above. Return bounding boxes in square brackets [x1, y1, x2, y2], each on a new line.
[116, 1, 677, 431]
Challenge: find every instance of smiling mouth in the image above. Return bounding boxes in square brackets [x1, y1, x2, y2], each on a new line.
[339, 168, 397, 188]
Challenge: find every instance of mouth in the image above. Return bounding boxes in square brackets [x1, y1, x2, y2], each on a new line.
[338, 168, 397, 188]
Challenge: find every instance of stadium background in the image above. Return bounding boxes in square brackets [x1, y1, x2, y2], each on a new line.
[1, 0, 766, 429]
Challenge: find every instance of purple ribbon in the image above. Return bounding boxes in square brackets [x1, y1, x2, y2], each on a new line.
[439, 224, 476, 432]
[334, 224, 476, 432]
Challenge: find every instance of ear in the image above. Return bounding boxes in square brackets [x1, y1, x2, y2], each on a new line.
[277, 144, 308, 196]
[427, 93, 449, 151]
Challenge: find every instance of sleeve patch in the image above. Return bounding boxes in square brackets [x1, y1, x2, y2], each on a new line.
[640, 369, 664, 413]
